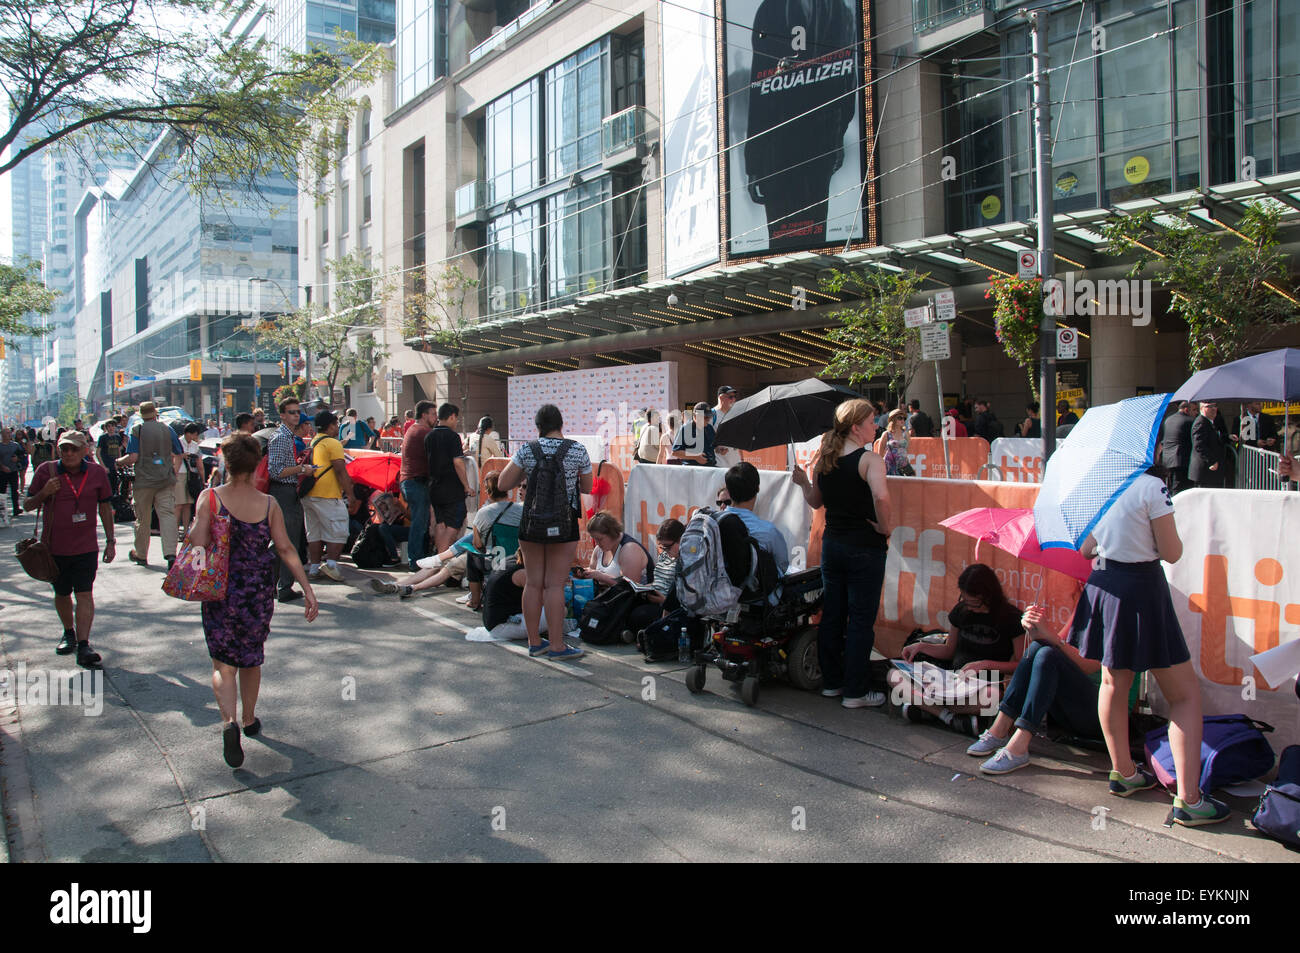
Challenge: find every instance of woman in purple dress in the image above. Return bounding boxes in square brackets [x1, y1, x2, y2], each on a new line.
[188, 433, 318, 768]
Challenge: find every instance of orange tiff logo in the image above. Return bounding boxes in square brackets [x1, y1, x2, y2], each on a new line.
[1189, 555, 1297, 689]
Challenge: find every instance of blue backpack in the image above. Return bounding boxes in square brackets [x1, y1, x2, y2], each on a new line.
[1253, 744, 1300, 849]
[1144, 714, 1275, 794]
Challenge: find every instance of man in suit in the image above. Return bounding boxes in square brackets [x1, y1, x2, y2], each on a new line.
[1189, 401, 1228, 488]
[1161, 400, 1197, 495]
[1230, 401, 1279, 450]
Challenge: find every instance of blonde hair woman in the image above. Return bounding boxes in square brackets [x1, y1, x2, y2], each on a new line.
[793, 398, 892, 708]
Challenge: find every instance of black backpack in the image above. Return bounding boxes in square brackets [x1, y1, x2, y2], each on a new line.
[349, 523, 387, 569]
[986, 416, 1005, 440]
[518, 439, 574, 542]
[638, 607, 710, 662]
[579, 581, 641, 645]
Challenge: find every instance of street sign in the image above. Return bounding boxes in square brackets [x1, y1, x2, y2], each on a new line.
[132, 376, 156, 383]
[1056, 327, 1078, 359]
[904, 306, 930, 328]
[920, 323, 951, 361]
[1017, 250, 1038, 279]
[934, 289, 956, 322]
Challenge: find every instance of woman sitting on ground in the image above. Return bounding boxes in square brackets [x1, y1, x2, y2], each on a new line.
[888, 563, 1025, 733]
[968, 603, 1125, 774]
[645, 518, 684, 609]
[580, 510, 650, 587]
[464, 471, 521, 610]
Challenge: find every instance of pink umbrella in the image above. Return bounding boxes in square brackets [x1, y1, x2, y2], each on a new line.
[939, 507, 1093, 583]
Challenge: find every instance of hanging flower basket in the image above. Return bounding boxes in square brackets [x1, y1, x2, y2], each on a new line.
[272, 378, 307, 405]
[986, 274, 1044, 398]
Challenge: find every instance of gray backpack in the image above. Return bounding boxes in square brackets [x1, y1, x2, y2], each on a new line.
[675, 508, 743, 618]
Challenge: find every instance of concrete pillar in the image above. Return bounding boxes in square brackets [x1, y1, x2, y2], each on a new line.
[1090, 312, 1157, 405]
[659, 349, 709, 408]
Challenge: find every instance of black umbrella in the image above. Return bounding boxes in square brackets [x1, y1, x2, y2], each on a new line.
[714, 379, 862, 453]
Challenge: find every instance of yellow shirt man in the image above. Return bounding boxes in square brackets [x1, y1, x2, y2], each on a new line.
[308, 436, 347, 498]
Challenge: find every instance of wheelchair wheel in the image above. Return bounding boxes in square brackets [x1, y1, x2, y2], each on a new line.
[685, 665, 706, 694]
[741, 676, 760, 707]
[786, 627, 823, 692]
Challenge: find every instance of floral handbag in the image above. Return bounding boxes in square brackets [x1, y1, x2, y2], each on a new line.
[162, 491, 231, 601]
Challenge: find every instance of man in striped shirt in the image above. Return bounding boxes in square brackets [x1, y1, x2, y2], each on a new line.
[267, 397, 312, 602]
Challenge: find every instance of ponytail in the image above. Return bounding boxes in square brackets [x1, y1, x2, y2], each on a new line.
[815, 398, 875, 476]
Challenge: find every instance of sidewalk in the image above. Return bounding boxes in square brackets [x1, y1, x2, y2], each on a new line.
[1, 514, 1295, 862]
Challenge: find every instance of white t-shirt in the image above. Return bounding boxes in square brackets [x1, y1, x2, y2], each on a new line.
[1091, 473, 1174, 563]
[712, 403, 742, 469]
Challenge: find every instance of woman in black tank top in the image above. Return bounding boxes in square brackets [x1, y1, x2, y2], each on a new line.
[793, 399, 893, 708]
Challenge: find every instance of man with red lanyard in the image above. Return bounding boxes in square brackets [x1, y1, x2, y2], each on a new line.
[24, 431, 116, 669]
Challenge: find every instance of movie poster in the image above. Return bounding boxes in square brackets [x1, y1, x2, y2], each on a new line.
[723, 0, 865, 256]
[661, 0, 720, 276]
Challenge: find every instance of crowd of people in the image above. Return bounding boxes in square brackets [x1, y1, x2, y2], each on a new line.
[0, 389, 1262, 824]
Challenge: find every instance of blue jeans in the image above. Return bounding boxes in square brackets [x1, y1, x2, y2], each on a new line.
[817, 537, 887, 699]
[375, 522, 409, 561]
[401, 479, 430, 569]
[999, 640, 1102, 738]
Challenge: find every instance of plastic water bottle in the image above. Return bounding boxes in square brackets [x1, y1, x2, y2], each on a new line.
[678, 626, 691, 662]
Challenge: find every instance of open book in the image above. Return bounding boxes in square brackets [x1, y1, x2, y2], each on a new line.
[623, 578, 658, 594]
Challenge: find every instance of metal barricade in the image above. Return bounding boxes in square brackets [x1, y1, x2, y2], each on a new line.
[377, 437, 403, 453]
[1235, 444, 1285, 490]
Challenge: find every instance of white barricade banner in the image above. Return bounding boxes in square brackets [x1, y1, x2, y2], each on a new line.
[989, 438, 1044, 483]
[625, 463, 812, 571]
[1165, 488, 1300, 749]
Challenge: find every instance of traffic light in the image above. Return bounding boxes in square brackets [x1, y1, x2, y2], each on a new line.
[189, 358, 203, 381]
[0, 337, 5, 360]
[113, 371, 126, 389]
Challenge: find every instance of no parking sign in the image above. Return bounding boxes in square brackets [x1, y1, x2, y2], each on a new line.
[1056, 327, 1078, 359]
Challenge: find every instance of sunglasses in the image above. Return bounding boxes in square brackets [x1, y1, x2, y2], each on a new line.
[716, 498, 731, 507]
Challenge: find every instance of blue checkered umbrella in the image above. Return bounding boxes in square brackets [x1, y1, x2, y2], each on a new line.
[1033, 392, 1172, 551]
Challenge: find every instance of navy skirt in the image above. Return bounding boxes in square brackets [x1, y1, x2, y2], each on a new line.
[1069, 559, 1190, 672]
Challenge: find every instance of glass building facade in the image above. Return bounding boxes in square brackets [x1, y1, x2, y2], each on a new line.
[478, 33, 647, 317]
[942, 0, 1300, 231]
[267, 0, 396, 61]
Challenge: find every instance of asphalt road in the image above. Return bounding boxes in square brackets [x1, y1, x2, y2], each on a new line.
[1, 513, 1294, 863]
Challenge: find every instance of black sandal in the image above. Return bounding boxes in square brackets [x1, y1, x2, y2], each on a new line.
[222, 722, 245, 767]
[243, 718, 261, 738]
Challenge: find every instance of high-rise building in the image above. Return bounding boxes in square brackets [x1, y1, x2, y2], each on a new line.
[266, 0, 397, 61]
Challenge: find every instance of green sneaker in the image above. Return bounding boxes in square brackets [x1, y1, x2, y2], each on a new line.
[1108, 765, 1159, 797]
[1171, 794, 1230, 827]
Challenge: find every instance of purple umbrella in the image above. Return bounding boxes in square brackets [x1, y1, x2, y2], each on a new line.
[1170, 348, 1300, 405]
[1171, 348, 1300, 473]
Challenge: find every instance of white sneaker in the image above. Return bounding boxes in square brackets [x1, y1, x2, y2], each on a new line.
[821, 688, 842, 697]
[842, 692, 887, 709]
[416, 555, 443, 570]
[320, 562, 343, 581]
[455, 592, 472, 604]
